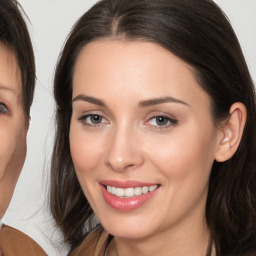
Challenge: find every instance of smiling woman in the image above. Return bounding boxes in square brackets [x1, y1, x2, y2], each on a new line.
[50, 0, 256, 255]
[70, 41, 219, 234]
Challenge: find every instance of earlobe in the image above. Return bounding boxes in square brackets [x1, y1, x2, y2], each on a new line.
[215, 102, 247, 162]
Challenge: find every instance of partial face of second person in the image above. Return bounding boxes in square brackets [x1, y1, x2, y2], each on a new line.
[70, 40, 224, 241]
[0, 42, 28, 218]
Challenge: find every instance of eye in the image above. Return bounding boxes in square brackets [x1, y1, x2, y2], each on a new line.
[78, 114, 109, 126]
[0, 103, 8, 114]
[146, 115, 177, 128]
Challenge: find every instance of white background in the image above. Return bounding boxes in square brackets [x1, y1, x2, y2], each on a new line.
[3, 1, 256, 255]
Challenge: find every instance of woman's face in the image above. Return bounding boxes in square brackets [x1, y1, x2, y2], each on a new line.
[70, 40, 222, 240]
[0, 43, 28, 218]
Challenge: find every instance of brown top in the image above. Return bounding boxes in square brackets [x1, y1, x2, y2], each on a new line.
[69, 226, 112, 256]
[0, 225, 46, 256]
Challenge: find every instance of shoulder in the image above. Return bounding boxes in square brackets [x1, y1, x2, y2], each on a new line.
[69, 225, 111, 256]
[0, 225, 46, 256]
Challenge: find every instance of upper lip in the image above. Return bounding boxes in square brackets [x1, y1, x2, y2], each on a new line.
[99, 180, 159, 188]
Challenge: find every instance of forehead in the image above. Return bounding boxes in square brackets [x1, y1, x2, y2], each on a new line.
[73, 40, 210, 110]
[73, 40, 193, 92]
[0, 42, 22, 98]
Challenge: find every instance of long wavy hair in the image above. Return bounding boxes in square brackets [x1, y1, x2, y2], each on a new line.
[50, 0, 256, 255]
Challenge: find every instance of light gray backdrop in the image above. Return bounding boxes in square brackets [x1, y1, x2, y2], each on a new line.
[3, 1, 256, 255]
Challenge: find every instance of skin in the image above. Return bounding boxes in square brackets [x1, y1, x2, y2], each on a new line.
[0, 42, 28, 218]
[69, 40, 244, 256]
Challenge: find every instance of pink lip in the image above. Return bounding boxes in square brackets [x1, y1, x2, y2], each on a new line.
[99, 180, 159, 211]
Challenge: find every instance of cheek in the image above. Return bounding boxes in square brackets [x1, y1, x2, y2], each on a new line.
[145, 123, 216, 184]
[69, 122, 107, 209]
[0, 124, 27, 217]
[0, 108, 28, 176]
[0, 129, 27, 175]
[69, 123, 105, 177]
[0, 133, 16, 180]
[140, 125, 217, 224]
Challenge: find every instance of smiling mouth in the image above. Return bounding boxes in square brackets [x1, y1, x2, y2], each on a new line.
[100, 182, 160, 211]
[104, 185, 159, 198]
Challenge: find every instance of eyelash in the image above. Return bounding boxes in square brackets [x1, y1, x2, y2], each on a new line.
[78, 113, 178, 129]
[0, 102, 8, 114]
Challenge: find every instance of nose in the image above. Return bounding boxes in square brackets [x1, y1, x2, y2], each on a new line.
[104, 125, 144, 172]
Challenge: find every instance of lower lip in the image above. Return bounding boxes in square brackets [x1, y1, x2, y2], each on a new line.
[100, 185, 159, 211]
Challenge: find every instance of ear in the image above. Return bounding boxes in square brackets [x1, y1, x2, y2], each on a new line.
[215, 102, 247, 162]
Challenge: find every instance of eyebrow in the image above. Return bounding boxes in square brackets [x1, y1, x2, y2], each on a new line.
[72, 94, 106, 106]
[72, 94, 189, 108]
[139, 96, 189, 107]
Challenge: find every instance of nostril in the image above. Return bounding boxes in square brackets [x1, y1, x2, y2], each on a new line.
[105, 159, 142, 172]
[104, 139, 144, 172]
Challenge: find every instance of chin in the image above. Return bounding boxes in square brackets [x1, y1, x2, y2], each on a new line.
[107, 226, 151, 240]
[99, 214, 155, 239]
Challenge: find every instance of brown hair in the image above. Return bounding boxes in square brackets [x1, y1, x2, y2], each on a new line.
[50, 0, 256, 255]
[0, 0, 35, 117]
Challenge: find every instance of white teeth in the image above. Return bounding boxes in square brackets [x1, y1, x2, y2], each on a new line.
[142, 186, 149, 194]
[149, 185, 157, 192]
[111, 186, 116, 195]
[116, 188, 125, 197]
[106, 185, 158, 198]
[134, 187, 142, 196]
[125, 188, 134, 197]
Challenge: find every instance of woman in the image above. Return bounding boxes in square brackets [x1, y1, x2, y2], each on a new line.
[50, 0, 256, 255]
[0, 0, 46, 255]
